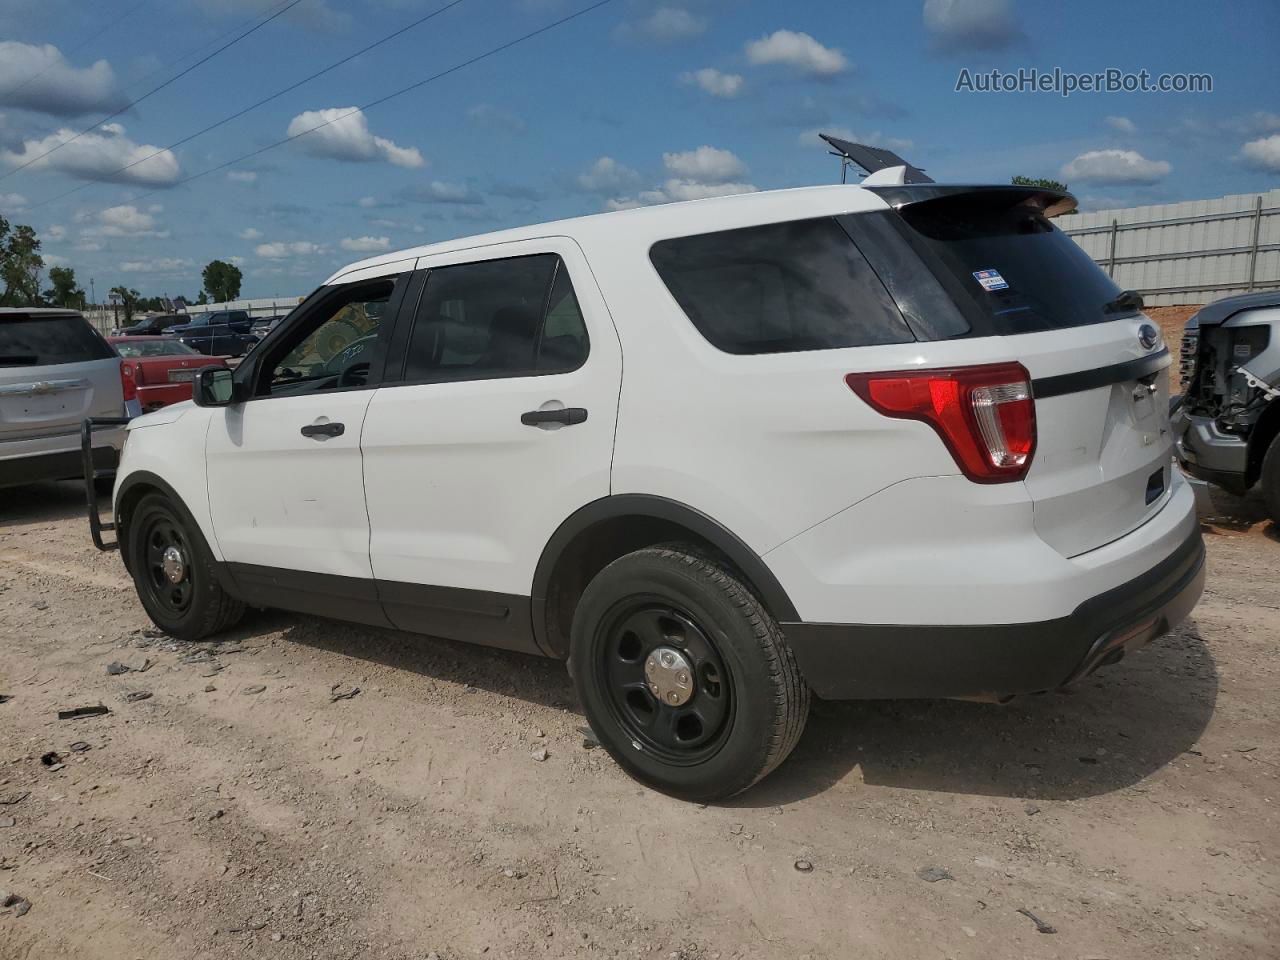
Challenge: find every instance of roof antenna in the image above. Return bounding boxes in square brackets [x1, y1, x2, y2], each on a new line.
[819, 133, 933, 185]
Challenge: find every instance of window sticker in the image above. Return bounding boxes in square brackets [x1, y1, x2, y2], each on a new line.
[972, 269, 1009, 292]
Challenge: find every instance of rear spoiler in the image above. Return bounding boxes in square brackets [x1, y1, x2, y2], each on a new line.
[863, 184, 1079, 220]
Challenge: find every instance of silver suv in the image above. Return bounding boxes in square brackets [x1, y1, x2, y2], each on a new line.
[1, 308, 139, 488]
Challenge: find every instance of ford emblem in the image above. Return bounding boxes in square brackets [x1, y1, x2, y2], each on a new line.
[1138, 323, 1160, 350]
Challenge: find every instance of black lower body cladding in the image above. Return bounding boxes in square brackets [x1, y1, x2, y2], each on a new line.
[781, 526, 1206, 701]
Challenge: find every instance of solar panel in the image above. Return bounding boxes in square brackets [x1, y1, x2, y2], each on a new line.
[819, 133, 934, 184]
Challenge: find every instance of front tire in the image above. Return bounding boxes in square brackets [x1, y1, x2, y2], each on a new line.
[569, 545, 809, 802]
[127, 493, 244, 641]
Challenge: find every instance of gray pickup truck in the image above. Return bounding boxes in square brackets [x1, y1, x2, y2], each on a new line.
[1172, 291, 1280, 521]
[1, 308, 140, 488]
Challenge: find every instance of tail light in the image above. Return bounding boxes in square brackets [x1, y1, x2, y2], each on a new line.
[846, 362, 1036, 483]
[120, 362, 139, 403]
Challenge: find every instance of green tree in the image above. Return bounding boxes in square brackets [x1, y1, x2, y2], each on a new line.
[43, 265, 84, 308]
[202, 259, 242, 303]
[110, 285, 143, 325]
[196, 290, 209, 305]
[1012, 175, 1077, 214]
[0, 217, 45, 307]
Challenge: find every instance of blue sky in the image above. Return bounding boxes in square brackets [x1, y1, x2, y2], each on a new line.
[1, 0, 1277, 299]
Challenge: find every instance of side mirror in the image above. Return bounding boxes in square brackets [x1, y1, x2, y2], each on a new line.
[194, 367, 237, 407]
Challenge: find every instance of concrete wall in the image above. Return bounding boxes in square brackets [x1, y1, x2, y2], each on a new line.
[1057, 189, 1280, 306]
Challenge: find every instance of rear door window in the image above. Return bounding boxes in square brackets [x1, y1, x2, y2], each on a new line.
[0, 313, 114, 366]
[649, 217, 913, 355]
[402, 254, 588, 382]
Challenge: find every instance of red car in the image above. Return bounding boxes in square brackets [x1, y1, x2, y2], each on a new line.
[108, 336, 229, 412]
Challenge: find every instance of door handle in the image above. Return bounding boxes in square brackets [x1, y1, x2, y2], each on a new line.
[521, 407, 588, 427]
[300, 421, 345, 439]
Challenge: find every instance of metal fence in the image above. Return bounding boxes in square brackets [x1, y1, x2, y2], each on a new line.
[1057, 188, 1280, 306]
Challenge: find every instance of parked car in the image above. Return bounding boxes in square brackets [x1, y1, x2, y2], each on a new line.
[116, 313, 189, 337]
[1171, 291, 1280, 522]
[199, 309, 252, 334]
[169, 321, 258, 357]
[249, 315, 285, 339]
[2, 308, 139, 488]
[92, 181, 1204, 800]
[108, 336, 229, 412]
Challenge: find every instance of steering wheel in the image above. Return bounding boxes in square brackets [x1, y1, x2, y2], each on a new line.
[323, 335, 377, 386]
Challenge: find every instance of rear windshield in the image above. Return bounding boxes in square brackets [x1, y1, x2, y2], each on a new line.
[882, 193, 1135, 337]
[0, 314, 114, 366]
[113, 339, 200, 358]
[649, 217, 913, 355]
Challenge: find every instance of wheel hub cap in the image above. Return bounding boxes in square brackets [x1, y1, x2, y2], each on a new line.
[161, 546, 186, 584]
[644, 645, 694, 706]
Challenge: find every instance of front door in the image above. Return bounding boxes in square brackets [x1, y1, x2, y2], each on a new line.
[361, 242, 621, 651]
[205, 272, 409, 624]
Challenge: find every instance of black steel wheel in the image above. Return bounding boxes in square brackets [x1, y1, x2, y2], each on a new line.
[126, 493, 244, 641]
[570, 544, 809, 802]
[597, 601, 733, 765]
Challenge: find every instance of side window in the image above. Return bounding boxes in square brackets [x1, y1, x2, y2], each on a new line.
[257, 277, 397, 397]
[403, 254, 589, 383]
[649, 217, 914, 355]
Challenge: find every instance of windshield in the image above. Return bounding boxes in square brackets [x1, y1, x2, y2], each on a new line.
[867, 193, 1135, 337]
[113, 339, 201, 358]
[1, 314, 114, 366]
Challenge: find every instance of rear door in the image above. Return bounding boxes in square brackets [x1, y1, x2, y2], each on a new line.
[361, 241, 621, 651]
[848, 189, 1173, 557]
[0, 312, 122, 443]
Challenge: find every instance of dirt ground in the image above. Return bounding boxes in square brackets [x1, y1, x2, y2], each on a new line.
[1, 480, 1277, 960]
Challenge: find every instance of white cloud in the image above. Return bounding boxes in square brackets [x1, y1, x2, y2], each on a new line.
[662, 146, 745, 183]
[608, 148, 756, 209]
[1240, 134, 1280, 173]
[615, 6, 707, 43]
[1061, 149, 1171, 185]
[467, 103, 526, 134]
[255, 240, 326, 259]
[798, 126, 914, 152]
[0, 123, 179, 186]
[46, 224, 66, 240]
[0, 192, 27, 210]
[576, 156, 641, 194]
[79, 204, 168, 238]
[43, 254, 70, 267]
[239, 227, 262, 240]
[680, 68, 744, 99]
[340, 235, 391, 252]
[1105, 115, 1136, 135]
[120, 257, 192, 273]
[400, 180, 480, 205]
[286, 107, 424, 168]
[745, 30, 848, 77]
[922, 0, 1022, 53]
[357, 195, 378, 208]
[0, 42, 127, 116]
[227, 170, 257, 183]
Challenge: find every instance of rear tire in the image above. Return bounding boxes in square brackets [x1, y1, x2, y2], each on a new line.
[127, 493, 244, 641]
[1261, 434, 1280, 524]
[569, 544, 809, 802]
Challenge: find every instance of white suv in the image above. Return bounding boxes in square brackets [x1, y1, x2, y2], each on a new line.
[97, 182, 1204, 800]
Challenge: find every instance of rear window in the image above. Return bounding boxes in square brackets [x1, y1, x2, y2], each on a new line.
[0, 314, 114, 366]
[649, 217, 913, 355]
[113, 340, 200, 358]
[877, 193, 1135, 337]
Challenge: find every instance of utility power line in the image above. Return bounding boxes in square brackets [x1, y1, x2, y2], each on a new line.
[53, 0, 618, 224]
[0, 0, 305, 184]
[0, 0, 150, 100]
[27, 0, 470, 212]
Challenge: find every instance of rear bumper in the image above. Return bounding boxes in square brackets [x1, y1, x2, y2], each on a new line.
[782, 524, 1205, 700]
[0, 445, 118, 487]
